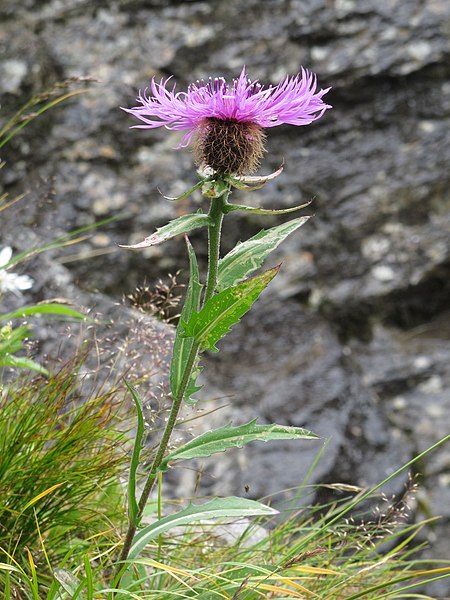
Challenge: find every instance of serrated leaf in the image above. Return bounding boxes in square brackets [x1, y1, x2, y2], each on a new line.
[119, 213, 210, 249]
[183, 358, 203, 406]
[129, 497, 278, 560]
[217, 217, 310, 290]
[170, 238, 203, 403]
[182, 266, 279, 351]
[160, 420, 319, 471]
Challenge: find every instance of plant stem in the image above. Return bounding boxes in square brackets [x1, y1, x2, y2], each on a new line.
[203, 189, 227, 303]
[114, 187, 229, 581]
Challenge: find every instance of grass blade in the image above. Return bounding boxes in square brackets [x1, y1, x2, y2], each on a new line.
[0, 303, 85, 322]
[23, 483, 66, 511]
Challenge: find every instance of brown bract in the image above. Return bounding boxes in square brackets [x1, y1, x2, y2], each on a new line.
[194, 117, 266, 176]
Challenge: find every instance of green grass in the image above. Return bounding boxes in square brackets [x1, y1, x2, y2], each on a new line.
[0, 359, 130, 593]
[1, 384, 448, 600]
[106, 485, 449, 599]
[0, 349, 448, 598]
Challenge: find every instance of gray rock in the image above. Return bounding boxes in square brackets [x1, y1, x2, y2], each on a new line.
[1, 0, 450, 593]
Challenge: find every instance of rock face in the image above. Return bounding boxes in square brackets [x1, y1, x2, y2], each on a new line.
[1, 0, 450, 595]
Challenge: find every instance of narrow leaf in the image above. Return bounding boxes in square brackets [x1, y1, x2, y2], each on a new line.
[23, 482, 66, 511]
[217, 217, 310, 290]
[160, 420, 319, 471]
[289, 565, 340, 575]
[224, 201, 311, 215]
[26, 549, 39, 600]
[170, 238, 203, 404]
[182, 266, 279, 351]
[0, 354, 49, 375]
[225, 164, 284, 189]
[118, 213, 210, 249]
[83, 555, 94, 600]
[129, 497, 278, 560]
[0, 89, 89, 149]
[0, 324, 30, 354]
[0, 303, 85, 322]
[124, 381, 145, 526]
[258, 583, 312, 598]
[0, 564, 21, 573]
[159, 179, 203, 201]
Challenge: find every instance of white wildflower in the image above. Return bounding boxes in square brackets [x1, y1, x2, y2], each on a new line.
[0, 246, 34, 296]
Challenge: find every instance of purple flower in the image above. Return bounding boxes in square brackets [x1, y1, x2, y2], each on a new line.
[124, 67, 331, 175]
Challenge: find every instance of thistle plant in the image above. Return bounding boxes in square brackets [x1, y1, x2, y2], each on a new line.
[114, 67, 331, 582]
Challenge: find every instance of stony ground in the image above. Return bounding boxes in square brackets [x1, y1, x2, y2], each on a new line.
[1, 1, 450, 594]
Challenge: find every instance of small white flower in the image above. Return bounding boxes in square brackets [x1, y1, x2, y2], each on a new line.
[0, 246, 34, 296]
[0, 246, 13, 267]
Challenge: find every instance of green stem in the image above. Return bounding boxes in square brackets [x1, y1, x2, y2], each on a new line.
[203, 190, 227, 303]
[114, 186, 229, 583]
[114, 339, 200, 580]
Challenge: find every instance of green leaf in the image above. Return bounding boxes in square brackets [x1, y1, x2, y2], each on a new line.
[129, 497, 278, 560]
[183, 358, 202, 406]
[0, 87, 90, 149]
[201, 178, 230, 198]
[170, 238, 203, 404]
[224, 164, 284, 190]
[224, 201, 311, 215]
[0, 564, 21, 573]
[53, 569, 81, 596]
[0, 354, 49, 375]
[160, 179, 203, 201]
[0, 303, 85, 322]
[0, 324, 30, 355]
[217, 217, 310, 290]
[0, 321, 49, 375]
[182, 266, 279, 351]
[124, 381, 145, 526]
[160, 420, 319, 471]
[83, 554, 94, 600]
[118, 212, 210, 249]
[7, 213, 125, 267]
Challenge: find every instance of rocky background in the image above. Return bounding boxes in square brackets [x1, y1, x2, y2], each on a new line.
[1, 0, 450, 595]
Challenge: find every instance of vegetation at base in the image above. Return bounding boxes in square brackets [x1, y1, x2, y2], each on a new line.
[0, 354, 449, 597]
[0, 361, 129, 586]
[1, 399, 449, 599]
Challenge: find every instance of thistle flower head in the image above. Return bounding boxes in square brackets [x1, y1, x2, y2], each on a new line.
[124, 67, 331, 175]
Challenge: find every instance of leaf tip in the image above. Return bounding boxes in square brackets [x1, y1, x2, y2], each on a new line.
[117, 235, 163, 249]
